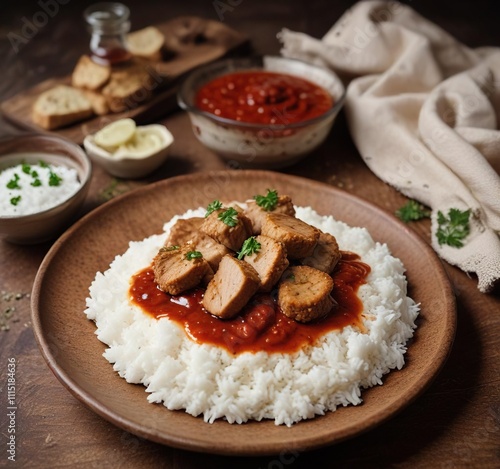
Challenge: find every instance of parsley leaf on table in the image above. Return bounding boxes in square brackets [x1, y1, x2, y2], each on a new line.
[436, 208, 471, 248]
[395, 200, 431, 223]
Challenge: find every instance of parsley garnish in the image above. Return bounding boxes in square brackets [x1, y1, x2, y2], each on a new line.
[31, 179, 42, 187]
[205, 200, 223, 217]
[218, 207, 238, 227]
[395, 200, 431, 223]
[39, 160, 49, 168]
[6, 174, 21, 190]
[21, 163, 31, 174]
[436, 208, 471, 248]
[160, 245, 179, 252]
[186, 250, 203, 260]
[237, 236, 261, 259]
[254, 189, 278, 211]
[48, 171, 62, 187]
[10, 195, 21, 206]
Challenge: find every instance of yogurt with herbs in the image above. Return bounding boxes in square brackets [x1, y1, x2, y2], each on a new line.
[0, 157, 80, 217]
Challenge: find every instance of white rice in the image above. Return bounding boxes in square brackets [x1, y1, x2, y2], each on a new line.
[0, 161, 80, 217]
[85, 206, 419, 426]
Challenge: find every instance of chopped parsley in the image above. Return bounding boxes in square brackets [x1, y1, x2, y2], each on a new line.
[160, 245, 179, 252]
[218, 207, 238, 227]
[237, 236, 261, 259]
[10, 195, 21, 206]
[21, 163, 31, 174]
[436, 208, 471, 248]
[186, 250, 203, 260]
[48, 171, 62, 187]
[254, 189, 278, 211]
[205, 200, 223, 217]
[31, 178, 42, 187]
[6, 174, 21, 190]
[395, 200, 431, 223]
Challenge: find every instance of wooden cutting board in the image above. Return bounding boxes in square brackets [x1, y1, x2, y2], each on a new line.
[1, 16, 249, 144]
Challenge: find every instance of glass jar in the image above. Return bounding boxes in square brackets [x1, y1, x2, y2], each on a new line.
[84, 2, 131, 65]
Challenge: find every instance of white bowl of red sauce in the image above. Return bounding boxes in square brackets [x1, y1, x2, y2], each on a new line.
[177, 56, 346, 169]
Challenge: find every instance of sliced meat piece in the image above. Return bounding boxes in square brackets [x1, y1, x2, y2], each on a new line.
[301, 231, 341, 274]
[165, 218, 231, 272]
[192, 234, 231, 271]
[202, 255, 260, 319]
[261, 213, 319, 259]
[153, 245, 212, 295]
[242, 235, 289, 292]
[165, 217, 203, 246]
[245, 195, 296, 234]
[278, 266, 335, 323]
[200, 208, 252, 252]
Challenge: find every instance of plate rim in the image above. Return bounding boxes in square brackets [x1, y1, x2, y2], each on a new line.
[31, 170, 457, 455]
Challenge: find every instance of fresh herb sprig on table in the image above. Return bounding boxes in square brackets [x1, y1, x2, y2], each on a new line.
[436, 208, 471, 248]
[254, 189, 278, 211]
[218, 207, 238, 227]
[395, 200, 431, 223]
[237, 236, 261, 259]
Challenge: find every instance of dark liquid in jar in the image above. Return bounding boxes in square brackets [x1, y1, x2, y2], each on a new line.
[91, 47, 131, 65]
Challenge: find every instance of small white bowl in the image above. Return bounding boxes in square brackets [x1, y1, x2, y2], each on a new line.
[83, 124, 173, 179]
[0, 134, 92, 244]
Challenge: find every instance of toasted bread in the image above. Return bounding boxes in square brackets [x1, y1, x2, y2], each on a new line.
[126, 26, 165, 61]
[72, 55, 111, 91]
[101, 60, 153, 112]
[32, 85, 94, 129]
[83, 89, 109, 115]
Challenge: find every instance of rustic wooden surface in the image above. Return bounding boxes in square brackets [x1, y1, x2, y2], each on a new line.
[1, 16, 248, 144]
[1, 1, 499, 467]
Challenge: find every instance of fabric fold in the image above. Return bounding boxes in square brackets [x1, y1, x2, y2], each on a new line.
[280, 0, 500, 292]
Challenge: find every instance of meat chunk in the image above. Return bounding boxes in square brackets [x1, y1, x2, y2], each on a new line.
[166, 217, 231, 272]
[242, 235, 289, 292]
[301, 231, 341, 274]
[200, 208, 252, 251]
[165, 217, 203, 245]
[153, 245, 212, 295]
[245, 195, 296, 234]
[261, 213, 319, 259]
[278, 266, 335, 323]
[202, 255, 260, 319]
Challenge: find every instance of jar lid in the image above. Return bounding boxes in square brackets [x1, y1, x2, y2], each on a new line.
[84, 2, 130, 34]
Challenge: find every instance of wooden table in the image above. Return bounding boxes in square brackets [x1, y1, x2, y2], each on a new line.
[1, 1, 499, 467]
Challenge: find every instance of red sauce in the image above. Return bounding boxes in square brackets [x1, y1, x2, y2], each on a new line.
[129, 252, 370, 355]
[91, 47, 131, 65]
[195, 71, 333, 125]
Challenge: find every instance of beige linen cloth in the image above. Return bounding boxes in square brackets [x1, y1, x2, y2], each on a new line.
[279, 0, 500, 292]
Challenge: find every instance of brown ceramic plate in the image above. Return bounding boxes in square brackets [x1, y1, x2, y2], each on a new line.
[31, 170, 456, 456]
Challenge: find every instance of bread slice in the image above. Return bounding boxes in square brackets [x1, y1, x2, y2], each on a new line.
[126, 26, 165, 61]
[101, 60, 153, 112]
[83, 89, 109, 115]
[72, 55, 111, 90]
[32, 85, 94, 129]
